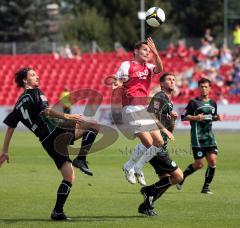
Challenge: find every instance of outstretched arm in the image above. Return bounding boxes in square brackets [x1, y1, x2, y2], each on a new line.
[43, 107, 83, 122]
[147, 37, 163, 73]
[0, 127, 15, 167]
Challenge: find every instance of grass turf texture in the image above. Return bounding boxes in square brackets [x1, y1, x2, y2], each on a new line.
[0, 131, 240, 227]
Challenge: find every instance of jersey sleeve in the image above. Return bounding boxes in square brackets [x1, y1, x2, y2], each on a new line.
[3, 109, 20, 128]
[115, 61, 130, 80]
[181, 100, 195, 120]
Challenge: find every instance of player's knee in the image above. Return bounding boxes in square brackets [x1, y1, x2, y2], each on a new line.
[193, 161, 204, 170]
[171, 169, 183, 184]
[65, 172, 75, 184]
[175, 170, 184, 183]
[208, 159, 216, 167]
[89, 122, 99, 133]
[142, 140, 152, 148]
[152, 138, 164, 147]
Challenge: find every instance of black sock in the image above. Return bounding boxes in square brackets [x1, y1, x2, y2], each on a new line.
[203, 166, 216, 189]
[146, 177, 172, 201]
[183, 164, 196, 179]
[77, 129, 98, 160]
[54, 180, 72, 213]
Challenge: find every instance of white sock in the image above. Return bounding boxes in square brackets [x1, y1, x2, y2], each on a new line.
[134, 145, 164, 173]
[124, 143, 147, 170]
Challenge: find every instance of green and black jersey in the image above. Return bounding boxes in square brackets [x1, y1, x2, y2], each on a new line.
[181, 97, 218, 148]
[4, 88, 57, 142]
[148, 91, 174, 147]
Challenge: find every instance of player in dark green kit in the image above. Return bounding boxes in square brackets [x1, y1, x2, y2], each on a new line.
[177, 78, 223, 194]
[138, 73, 183, 216]
[0, 67, 99, 220]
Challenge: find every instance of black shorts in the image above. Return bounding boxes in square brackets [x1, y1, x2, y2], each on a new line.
[192, 146, 218, 160]
[149, 153, 178, 176]
[41, 128, 75, 169]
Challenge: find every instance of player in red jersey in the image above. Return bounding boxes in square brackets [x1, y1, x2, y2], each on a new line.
[113, 37, 175, 186]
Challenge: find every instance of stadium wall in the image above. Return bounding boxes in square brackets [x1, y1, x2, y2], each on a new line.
[0, 104, 240, 130]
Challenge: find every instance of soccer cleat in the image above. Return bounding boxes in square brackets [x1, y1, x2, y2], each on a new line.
[122, 166, 136, 184]
[135, 172, 147, 186]
[72, 158, 93, 176]
[176, 183, 183, 190]
[51, 211, 71, 221]
[201, 187, 213, 194]
[138, 203, 158, 216]
[176, 179, 184, 191]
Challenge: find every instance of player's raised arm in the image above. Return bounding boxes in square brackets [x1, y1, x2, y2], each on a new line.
[0, 127, 15, 166]
[147, 37, 163, 74]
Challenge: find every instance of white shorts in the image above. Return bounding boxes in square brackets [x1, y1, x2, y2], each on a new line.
[122, 105, 160, 136]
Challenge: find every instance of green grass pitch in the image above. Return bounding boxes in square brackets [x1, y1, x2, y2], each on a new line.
[0, 131, 240, 227]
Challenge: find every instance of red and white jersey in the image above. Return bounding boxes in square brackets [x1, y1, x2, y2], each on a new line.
[115, 60, 156, 106]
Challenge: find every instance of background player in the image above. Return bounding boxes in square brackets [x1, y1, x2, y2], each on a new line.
[137, 73, 183, 216]
[0, 67, 99, 220]
[177, 78, 223, 194]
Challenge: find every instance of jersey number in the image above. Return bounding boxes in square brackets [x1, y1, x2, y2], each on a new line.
[20, 107, 33, 125]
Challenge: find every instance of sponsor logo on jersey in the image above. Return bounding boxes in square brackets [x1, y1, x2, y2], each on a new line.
[136, 69, 149, 79]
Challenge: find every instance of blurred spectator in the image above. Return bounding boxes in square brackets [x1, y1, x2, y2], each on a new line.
[232, 24, 240, 53]
[199, 38, 212, 56]
[218, 94, 229, 105]
[60, 44, 73, 59]
[165, 42, 177, 58]
[203, 28, 214, 44]
[233, 57, 240, 83]
[71, 44, 82, 60]
[59, 88, 73, 114]
[220, 45, 233, 65]
[210, 55, 221, 70]
[229, 83, 240, 95]
[176, 40, 188, 59]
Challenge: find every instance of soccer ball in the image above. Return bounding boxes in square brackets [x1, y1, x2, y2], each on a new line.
[145, 7, 165, 27]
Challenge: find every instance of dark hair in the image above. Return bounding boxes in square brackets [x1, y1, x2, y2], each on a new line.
[198, 78, 211, 87]
[159, 72, 175, 83]
[134, 41, 148, 50]
[15, 67, 32, 88]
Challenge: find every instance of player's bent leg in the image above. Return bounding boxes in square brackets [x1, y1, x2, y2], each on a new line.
[135, 131, 165, 174]
[176, 159, 203, 191]
[134, 131, 165, 186]
[73, 121, 99, 176]
[51, 162, 74, 220]
[123, 132, 152, 185]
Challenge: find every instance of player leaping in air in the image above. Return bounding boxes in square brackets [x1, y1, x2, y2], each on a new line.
[112, 37, 174, 186]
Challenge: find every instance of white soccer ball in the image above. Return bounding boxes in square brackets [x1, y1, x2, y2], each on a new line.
[145, 7, 165, 28]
